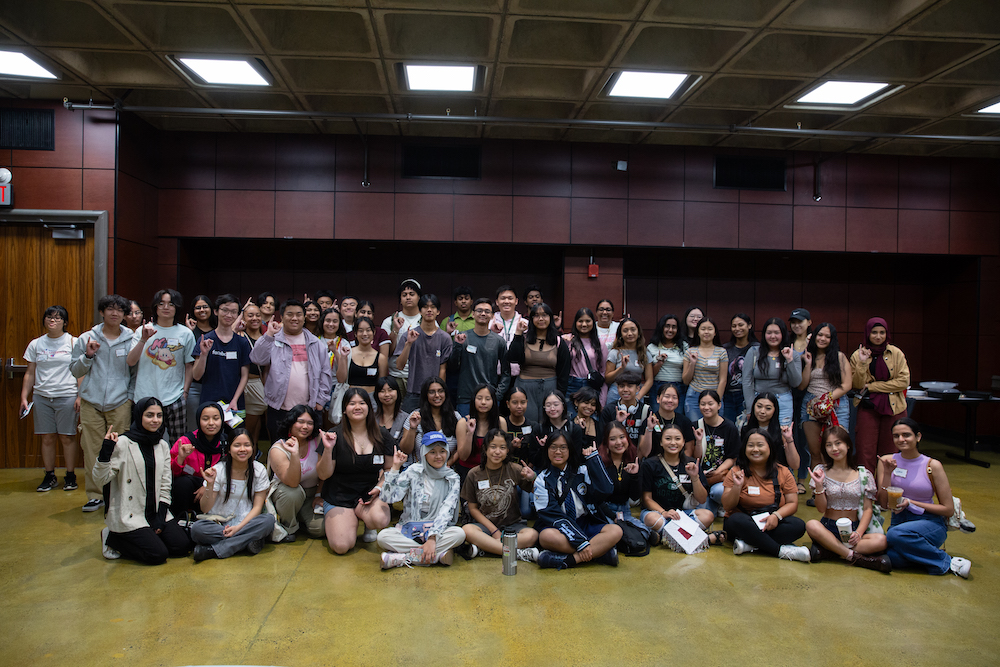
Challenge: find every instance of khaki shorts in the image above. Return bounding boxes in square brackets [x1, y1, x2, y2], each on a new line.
[244, 377, 267, 416]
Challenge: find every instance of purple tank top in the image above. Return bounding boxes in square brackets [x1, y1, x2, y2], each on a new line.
[891, 453, 934, 503]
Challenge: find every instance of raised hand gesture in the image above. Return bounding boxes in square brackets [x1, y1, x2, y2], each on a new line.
[455, 332, 467, 345]
[625, 456, 640, 475]
[104, 424, 118, 444]
[780, 422, 795, 444]
[801, 351, 812, 365]
[809, 464, 825, 488]
[186, 314, 198, 330]
[616, 408, 628, 423]
[141, 320, 156, 342]
[516, 319, 529, 335]
[647, 413, 660, 430]
[338, 341, 352, 357]
[282, 436, 299, 456]
[177, 441, 194, 463]
[202, 466, 218, 487]
[621, 353, 631, 367]
[688, 349, 699, 362]
[684, 459, 699, 477]
[199, 334, 213, 355]
[489, 318, 503, 334]
[731, 467, 745, 486]
[858, 344, 872, 364]
[521, 461, 536, 482]
[85, 338, 101, 357]
[879, 454, 897, 475]
[408, 410, 421, 430]
[582, 444, 597, 457]
[320, 430, 337, 450]
[445, 319, 457, 334]
[267, 318, 282, 337]
[394, 315, 405, 332]
[511, 435, 523, 450]
[781, 346, 794, 361]
[554, 311, 563, 329]
[391, 448, 408, 471]
[466, 417, 477, 435]
[693, 426, 705, 443]
[406, 328, 420, 344]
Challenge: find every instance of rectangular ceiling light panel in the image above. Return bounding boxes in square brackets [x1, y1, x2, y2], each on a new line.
[178, 58, 269, 86]
[610, 71, 687, 99]
[405, 65, 476, 91]
[797, 81, 889, 105]
[0, 51, 57, 79]
[977, 101, 1000, 114]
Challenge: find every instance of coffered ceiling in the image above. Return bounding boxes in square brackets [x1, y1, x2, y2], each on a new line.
[2, 0, 1000, 155]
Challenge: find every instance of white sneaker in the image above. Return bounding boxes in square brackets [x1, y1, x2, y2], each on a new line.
[101, 527, 120, 560]
[517, 547, 539, 563]
[778, 545, 811, 562]
[950, 556, 972, 579]
[380, 552, 412, 569]
[733, 539, 758, 555]
[362, 528, 378, 543]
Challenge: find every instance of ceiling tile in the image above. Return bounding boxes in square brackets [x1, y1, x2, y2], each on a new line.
[396, 96, 486, 115]
[490, 99, 578, 118]
[402, 121, 482, 137]
[919, 118, 1000, 136]
[511, 0, 644, 19]
[837, 38, 988, 80]
[382, 12, 494, 59]
[484, 124, 564, 140]
[728, 32, 869, 75]
[688, 75, 806, 107]
[645, 0, 788, 25]
[113, 88, 204, 107]
[142, 115, 236, 132]
[773, 0, 933, 32]
[864, 140, 947, 155]
[280, 58, 384, 92]
[506, 18, 623, 64]
[904, 0, 1000, 37]
[319, 119, 396, 135]
[869, 83, 1000, 115]
[112, 2, 253, 52]
[248, 8, 373, 55]
[498, 65, 595, 99]
[45, 49, 179, 86]
[370, 0, 502, 9]
[936, 143, 1000, 158]
[304, 94, 391, 114]
[939, 48, 1000, 83]
[833, 115, 932, 134]
[619, 25, 749, 70]
[228, 118, 318, 134]
[0, 0, 134, 47]
[581, 103, 668, 122]
[754, 109, 847, 129]
[206, 91, 299, 111]
[667, 107, 756, 125]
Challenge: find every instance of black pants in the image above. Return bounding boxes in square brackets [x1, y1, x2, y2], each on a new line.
[106, 520, 192, 565]
[170, 473, 203, 517]
[266, 408, 290, 446]
[723, 512, 806, 557]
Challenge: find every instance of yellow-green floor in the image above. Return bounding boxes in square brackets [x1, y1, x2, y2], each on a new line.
[2, 441, 997, 667]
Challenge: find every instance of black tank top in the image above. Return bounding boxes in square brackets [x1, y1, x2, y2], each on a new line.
[347, 349, 379, 386]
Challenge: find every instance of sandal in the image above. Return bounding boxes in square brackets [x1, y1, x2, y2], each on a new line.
[796, 482, 807, 495]
[707, 530, 727, 546]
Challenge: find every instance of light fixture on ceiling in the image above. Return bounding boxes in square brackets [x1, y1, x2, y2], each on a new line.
[175, 57, 269, 86]
[977, 101, 1000, 114]
[0, 50, 57, 79]
[609, 71, 689, 99]
[404, 65, 476, 92]
[787, 80, 901, 111]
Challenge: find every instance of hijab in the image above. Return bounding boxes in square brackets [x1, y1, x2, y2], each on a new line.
[864, 317, 893, 415]
[123, 397, 166, 448]
[412, 433, 456, 523]
[187, 402, 227, 460]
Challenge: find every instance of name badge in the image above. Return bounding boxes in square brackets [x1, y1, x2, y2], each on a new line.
[183, 465, 195, 475]
[225, 351, 237, 360]
[678, 474, 690, 483]
[274, 340, 284, 348]
[167, 338, 179, 347]
[116, 347, 127, 357]
[706, 358, 718, 368]
[653, 424, 662, 433]
[366, 367, 377, 376]
[467, 345, 477, 354]
[372, 455, 384, 465]
[713, 436, 724, 448]
[350, 340, 357, 347]
[748, 486, 761, 496]
[478, 480, 490, 490]
[892, 468, 907, 478]
[521, 426, 532, 434]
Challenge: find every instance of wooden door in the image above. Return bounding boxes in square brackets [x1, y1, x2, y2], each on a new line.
[1, 223, 94, 467]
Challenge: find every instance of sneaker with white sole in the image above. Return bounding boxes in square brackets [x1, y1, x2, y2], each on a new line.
[733, 539, 758, 555]
[101, 527, 120, 560]
[778, 545, 811, 562]
[950, 556, 972, 579]
[82, 498, 104, 513]
[361, 528, 378, 543]
[381, 551, 413, 569]
[37, 471, 58, 492]
[517, 547, 539, 563]
[63, 472, 78, 491]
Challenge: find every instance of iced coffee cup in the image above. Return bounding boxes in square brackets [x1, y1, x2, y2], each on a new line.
[886, 486, 903, 510]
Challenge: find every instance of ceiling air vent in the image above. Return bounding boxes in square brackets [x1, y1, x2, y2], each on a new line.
[0, 108, 55, 150]
[714, 155, 786, 191]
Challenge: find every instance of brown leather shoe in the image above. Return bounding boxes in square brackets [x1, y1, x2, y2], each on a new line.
[850, 553, 892, 573]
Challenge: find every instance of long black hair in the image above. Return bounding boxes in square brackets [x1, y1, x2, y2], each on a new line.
[745, 392, 781, 446]
[340, 387, 386, 455]
[222, 428, 257, 503]
[569, 307, 603, 367]
[805, 322, 843, 387]
[419, 376, 458, 437]
[757, 317, 790, 377]
[649, 313, 682, 348]
[374, 376, 403, 425]
[468, 383, 502, 462]
[729, 312, 759, 345]
[526, 303, 558, 348]
[736, 428, 779, 478]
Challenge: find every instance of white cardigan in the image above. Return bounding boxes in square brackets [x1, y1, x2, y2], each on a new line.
[92, 435, 173, 533]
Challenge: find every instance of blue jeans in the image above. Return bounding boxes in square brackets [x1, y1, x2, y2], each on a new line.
[519, 487, 534, 519]
[775, 391, 793, 426]
[722, 392, 744, 423]
[698, 482, 725, 517]
[684, 390, 702, 422]
[887, 510, 951, 575]
[456, 403, 470, 418]
[606, 384, 620, 408]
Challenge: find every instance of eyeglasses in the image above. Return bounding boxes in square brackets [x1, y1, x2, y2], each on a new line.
[295, 419, 314, 427]
[156, 302, 175, 309]
[427, 389, 446, 396]
[45, 315, 64, 321]
[218, 307, 239, 316]
[549, 444, 569, 452]
[474, 309, 493, 315]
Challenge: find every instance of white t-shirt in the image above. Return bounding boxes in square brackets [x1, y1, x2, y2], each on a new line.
[597, 321, 620, 352]
[132, 323, 196, 405]
[207, 461, 269, 527]
[24, 333, 78, 398]
[382, 311, 422, 379]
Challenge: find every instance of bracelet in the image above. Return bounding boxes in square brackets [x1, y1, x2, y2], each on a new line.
[814, 489, 825, 495]
[772, 512, 782, 522]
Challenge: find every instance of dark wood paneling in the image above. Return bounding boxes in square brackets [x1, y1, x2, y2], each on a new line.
[335, 135, 395, 193]
[898, 157, 950, 210]
[394, 193, 453, 241]
[454, 140, 512, 196]
[216, 133, 275, 191]
[82, 168, 116, 227]
[572, 143, 628, 199]
[897, 209, 949, 254]
[335, 191, 394, 239]
[513, 196, 570, 244]
[846, 207, 898, 253]
[13, 167, 83, 210]
[950, 210, 1000, 256]
[792, 205, 845, 251]
[683, 201, 739, 248]
[10, 101, 83, 169]
[158, 132, 216, 189]
[627, 199, 683, 246]
[275, 191, 335, 239]
[950, 158, 1000, 212]
[82, 109, 117, 170]
[684, 149, 738, 203]
[159, 189, 216, 237]
[571, 197, 627, 245]
[275, 134, 336, 191]
[739, 203, 793, 250]
[512, 140, 571, 197]
[846, 154, 898, 209]
[216, 190, 275, 237]
[628, 145, 684, 201]
[803, 282, 850, 332]
[454, 195, 512, 243]
[793, 155, 846, 207]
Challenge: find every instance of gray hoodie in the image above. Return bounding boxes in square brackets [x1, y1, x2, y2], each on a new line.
[71, 324, 135, 411]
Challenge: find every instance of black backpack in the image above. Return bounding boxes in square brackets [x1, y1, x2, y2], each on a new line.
[614, 519, 650, 557]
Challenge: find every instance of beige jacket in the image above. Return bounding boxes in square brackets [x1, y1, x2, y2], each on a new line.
[92, 435, 173, 532]
[849, 344, 909, 416]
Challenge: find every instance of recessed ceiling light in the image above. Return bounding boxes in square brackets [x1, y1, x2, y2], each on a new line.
[797, 81, 889, 105]
[609, 71, 688, 99]
[977, 101, 1000, 114]
[0, 50, 57, 79]
[178, 58, 269, 86]
[405, 65, 476, 91]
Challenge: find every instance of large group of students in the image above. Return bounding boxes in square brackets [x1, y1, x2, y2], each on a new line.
[19, 279, 972, 578]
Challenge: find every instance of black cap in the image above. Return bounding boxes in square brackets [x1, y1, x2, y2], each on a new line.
[789, 308, 811, 321]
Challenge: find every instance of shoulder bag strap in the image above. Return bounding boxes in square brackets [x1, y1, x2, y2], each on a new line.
[659, 455, 692, 504]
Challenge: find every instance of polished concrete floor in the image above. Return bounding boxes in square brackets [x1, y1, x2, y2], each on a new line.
[2, 440, 996, 667]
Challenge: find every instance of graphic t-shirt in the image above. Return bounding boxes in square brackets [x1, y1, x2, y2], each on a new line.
[461, 462, 533, 528]
[724, 342, 756, 394]
[197, 331, 252, 409]
[133, 324, 196, 405]
[282, 332, 309, 410]
[24, 333, 78, 398]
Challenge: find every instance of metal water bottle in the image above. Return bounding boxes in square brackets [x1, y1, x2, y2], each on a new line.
[501, 530, 517, 575]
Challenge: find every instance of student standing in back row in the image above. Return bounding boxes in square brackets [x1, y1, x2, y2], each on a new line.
[450, 298, 511, 417]
[128, 289, 196, 443]
[396, 294, 453, 413]
[72, 295, 136, 512]
[192, 294, 251, 418]
[382, 279, 423, 394]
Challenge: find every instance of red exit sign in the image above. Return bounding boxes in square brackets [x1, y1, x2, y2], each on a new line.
[0, 184, 9, 206]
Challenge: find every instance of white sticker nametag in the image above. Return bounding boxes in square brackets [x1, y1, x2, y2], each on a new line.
[892, 468, 907, 478]
[183, 465, 195, 475]
[706, 358, 718, 368]
[350, 339, 358, 347]
[372, 455, 384, 465]
[366, 367, 377, 376]
[478, 480, 490, 490]
[748, 486, 761, 496]
[713, 436, 724, 448]
[467, 345, 477, 354]
[274, 341, 284, 348]
[225, 351, 237, 360]
[116, 348, 127, 357]
[521, 426, 532, 434]
[678, 474, 691, 484]
[167, 338, 179, 347]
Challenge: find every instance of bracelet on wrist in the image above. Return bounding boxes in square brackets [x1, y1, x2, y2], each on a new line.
[814, 489, 825, 495]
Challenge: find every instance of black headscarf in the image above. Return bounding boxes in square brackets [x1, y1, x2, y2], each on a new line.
[108, 396, 165, 524]
[187, 402, 227, 462]
[123, 397, 166, 448]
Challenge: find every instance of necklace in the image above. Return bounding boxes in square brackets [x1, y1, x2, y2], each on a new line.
[486, 466, 502, 486]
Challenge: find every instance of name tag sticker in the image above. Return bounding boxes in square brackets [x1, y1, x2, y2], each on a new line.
[748, 486, 761, 496]
[521, 426, 532, 434]
[225, 351, 237, 360]
[167, 338, 179, 347]
[350, 340, 358, 347]
[372, 455, 384, 465]
[467, 345, 477, 354]
[183, 465, 195, 475]
[706, 358, 718, 368]
[892, 468, 907, 478]
[274, 340, 284, 348]
[366, 367, 377, 376]
[116, 348, 127, 357]
[478, 480, 490, 490]
[713, 436, 724, 448]
[678, 474, 690, 483]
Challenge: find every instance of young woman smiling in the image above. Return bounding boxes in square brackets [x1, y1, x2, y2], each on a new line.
[604, 317, 653, 406]
[799, 323, 852, 485]
[508, 303, 570, 423]
[336, 316, 388, 396]
[647, 313, 688, 409]
[722, 313, 757, 423]
[455, 384, 508, 488]
[681, 317, 727, 422]
[741, 318, 801, 428]
[564, 307, 606, 413]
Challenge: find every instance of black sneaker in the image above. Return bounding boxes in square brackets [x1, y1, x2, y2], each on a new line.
[37, 471, 57, 492]
[247, 538, 264, 556]
[63, 472, 78, 491]
[806, 496, 816, 507]
[82, 498, 105, 512]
